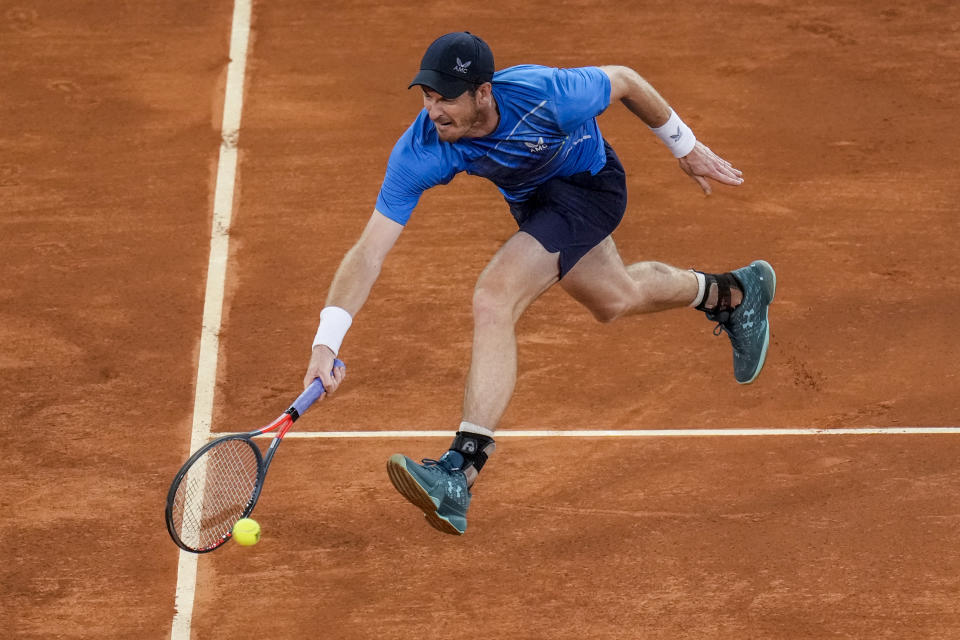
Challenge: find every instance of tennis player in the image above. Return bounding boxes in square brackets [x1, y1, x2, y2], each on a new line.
[303, 32, 776, 535]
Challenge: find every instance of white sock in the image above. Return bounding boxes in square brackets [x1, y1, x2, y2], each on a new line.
[689, 270, 706, 308]
[459, 420, 495, 438]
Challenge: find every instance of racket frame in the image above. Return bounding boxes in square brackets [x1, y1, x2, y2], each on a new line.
[165, 360, 342, 553]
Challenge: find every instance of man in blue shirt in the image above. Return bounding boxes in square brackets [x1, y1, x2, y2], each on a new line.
[304, 32, 776, 535]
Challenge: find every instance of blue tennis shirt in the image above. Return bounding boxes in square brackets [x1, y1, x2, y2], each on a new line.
[375, 65, 612, 225]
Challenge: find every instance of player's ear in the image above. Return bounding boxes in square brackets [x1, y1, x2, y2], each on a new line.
[476, 82, 494, 105]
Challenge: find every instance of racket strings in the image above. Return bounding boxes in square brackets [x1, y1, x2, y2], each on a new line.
[171, 438, 261, 550]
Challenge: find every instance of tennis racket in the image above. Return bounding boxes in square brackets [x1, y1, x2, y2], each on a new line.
[165, 359, 344, 553]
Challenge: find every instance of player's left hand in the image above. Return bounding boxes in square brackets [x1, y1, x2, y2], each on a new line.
[678, 141, 743, 195]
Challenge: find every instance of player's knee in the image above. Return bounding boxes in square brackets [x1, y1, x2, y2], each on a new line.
[472, 284, 513, 326]
[589, 301, 628, 324]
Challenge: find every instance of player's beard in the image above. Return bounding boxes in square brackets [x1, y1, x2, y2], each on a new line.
[433, 99, 481, 143]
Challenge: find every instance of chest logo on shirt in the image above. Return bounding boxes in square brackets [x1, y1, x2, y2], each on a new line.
[454, 58, 472, 74]
[525, 137, 548, 153]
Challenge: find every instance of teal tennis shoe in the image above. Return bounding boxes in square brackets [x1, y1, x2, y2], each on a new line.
[387, 453, 470, 535]
[707, 260, 777, 384]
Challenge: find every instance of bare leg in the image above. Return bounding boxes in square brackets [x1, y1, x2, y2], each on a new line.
[561, 236, 695, 320]
[386, 233, 563, 534]
[560, 236, 740, 321]
[461, 232, 561, 429]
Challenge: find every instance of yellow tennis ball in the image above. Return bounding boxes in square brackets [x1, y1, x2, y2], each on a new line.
[232, 518, 261, 546]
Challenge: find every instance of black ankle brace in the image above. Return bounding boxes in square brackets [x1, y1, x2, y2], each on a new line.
[440, 431, 495, 488]
[695, 272, 741, 320]
[449, 431, 495, 471]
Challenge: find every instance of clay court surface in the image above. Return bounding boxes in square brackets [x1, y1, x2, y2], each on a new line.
[3, 0, 960, 638]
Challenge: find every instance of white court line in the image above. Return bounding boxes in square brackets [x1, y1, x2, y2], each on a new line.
[237, 427, 960, 438]
[170, 1, 251, 639]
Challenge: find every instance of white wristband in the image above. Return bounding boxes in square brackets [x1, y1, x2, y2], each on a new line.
[312, 306, 353, 356]
[651, 110, 697, 158]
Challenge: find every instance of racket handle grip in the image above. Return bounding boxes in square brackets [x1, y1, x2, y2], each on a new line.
[291, 359, 345, 418]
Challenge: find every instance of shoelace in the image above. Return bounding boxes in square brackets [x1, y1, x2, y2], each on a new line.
[706, 308, 734, 337]
[708, 310, 751, 353]
[421, 457, 467, 475]
[421, 458, 459, 472]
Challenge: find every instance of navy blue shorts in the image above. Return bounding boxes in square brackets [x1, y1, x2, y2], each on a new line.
[508, 141, 627, 278]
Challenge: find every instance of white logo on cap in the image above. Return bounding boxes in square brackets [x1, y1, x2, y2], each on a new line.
[454, 57, 472, 74]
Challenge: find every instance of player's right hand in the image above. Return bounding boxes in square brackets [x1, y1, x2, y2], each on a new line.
[303, 344, 346, 396]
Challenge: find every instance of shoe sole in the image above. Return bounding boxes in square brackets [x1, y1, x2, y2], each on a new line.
[386, 454, 465, 536]
[738, 260, 777, 385]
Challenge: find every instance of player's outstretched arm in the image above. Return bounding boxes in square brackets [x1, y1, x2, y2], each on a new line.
[599, 65, 743, 195]
[303, 210, 404, 392]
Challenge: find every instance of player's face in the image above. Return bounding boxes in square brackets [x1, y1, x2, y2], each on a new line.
[421, 87, 482, 143]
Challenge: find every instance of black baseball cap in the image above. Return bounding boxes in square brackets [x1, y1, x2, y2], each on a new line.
[408, 32, 495, 99]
